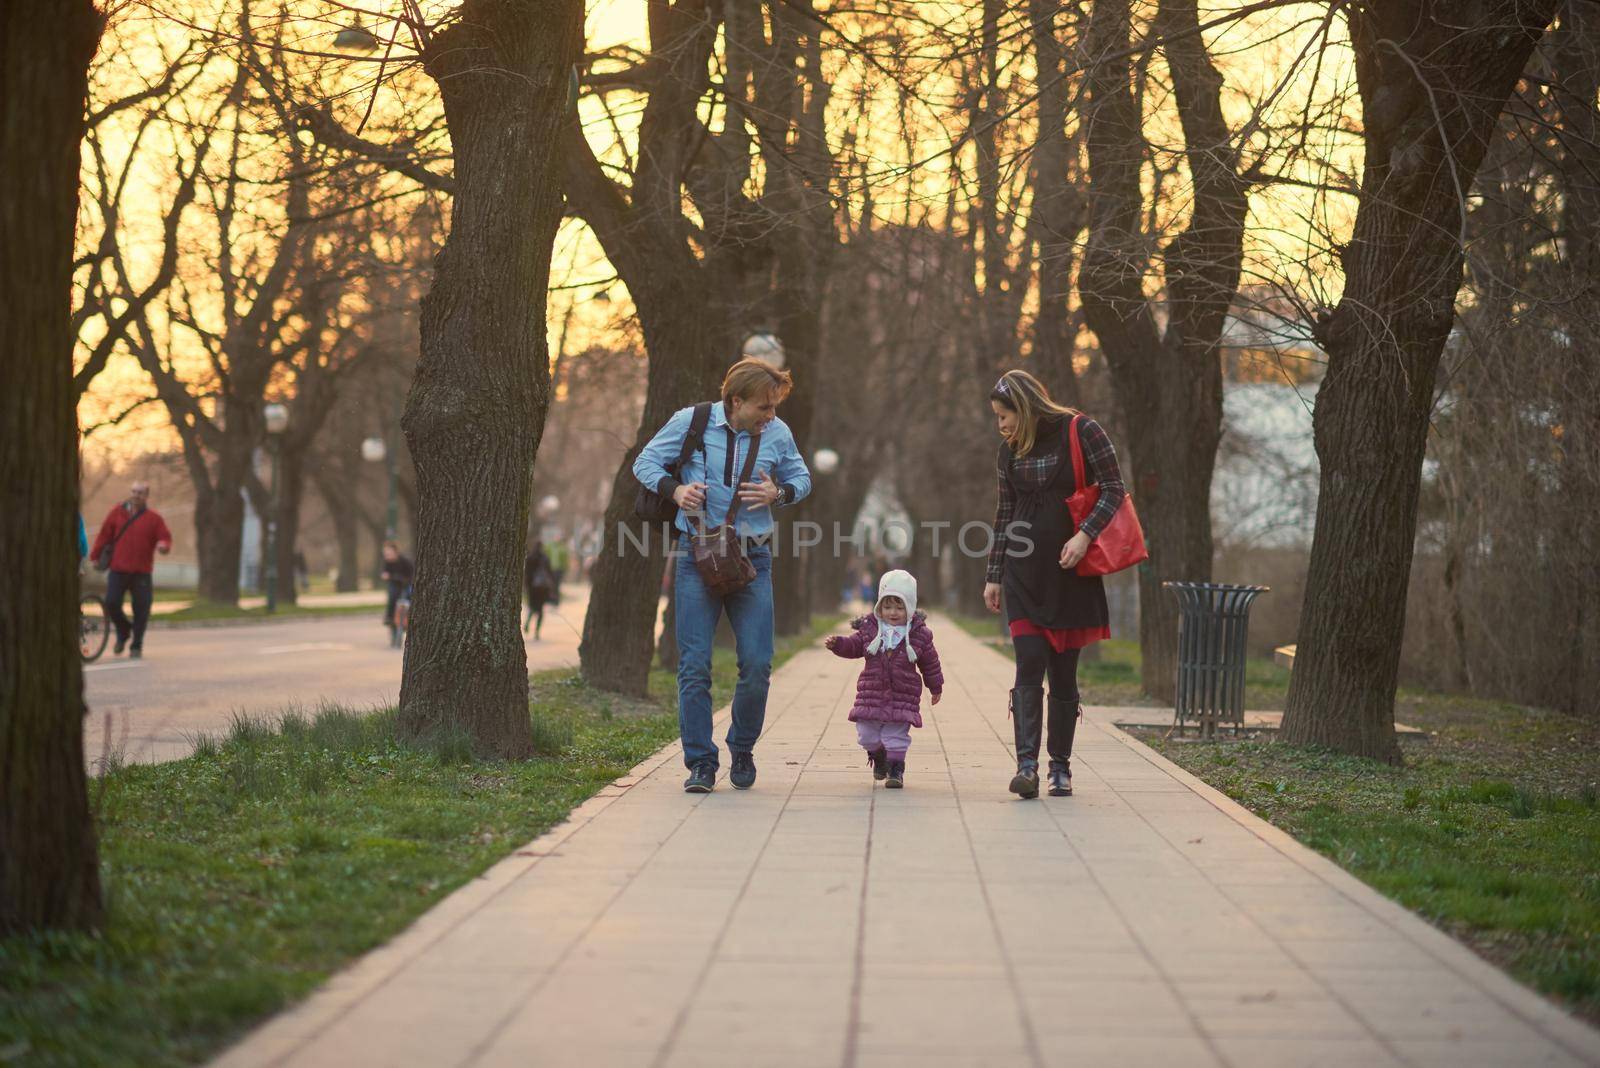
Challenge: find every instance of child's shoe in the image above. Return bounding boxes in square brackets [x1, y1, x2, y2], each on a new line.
[885, 760, 905, 789]
[867, 747, 888, 781]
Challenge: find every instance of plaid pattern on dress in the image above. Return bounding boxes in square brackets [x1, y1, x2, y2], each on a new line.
[987, 415, 1127, 583]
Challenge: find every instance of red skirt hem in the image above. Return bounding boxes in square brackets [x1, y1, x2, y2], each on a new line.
[1009, 618, 1110, 653]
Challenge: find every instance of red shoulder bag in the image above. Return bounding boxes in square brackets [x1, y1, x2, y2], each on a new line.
[1064, 415, 1148, 576]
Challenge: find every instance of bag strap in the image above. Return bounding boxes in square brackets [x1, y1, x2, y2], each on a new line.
[107, 507, 148, 553]
[730, 429, 763, 523]
[673, 402, 714, 472]
[1067, 415, 1089, 493]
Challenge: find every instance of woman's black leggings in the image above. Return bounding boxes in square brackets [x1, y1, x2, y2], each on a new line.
[1012, 634, 1081, 703]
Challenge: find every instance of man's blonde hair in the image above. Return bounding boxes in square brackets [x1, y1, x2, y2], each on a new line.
[723, 358, 794, 408]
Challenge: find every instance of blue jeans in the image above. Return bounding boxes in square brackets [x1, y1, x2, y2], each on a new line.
[674, 540, 774, 770]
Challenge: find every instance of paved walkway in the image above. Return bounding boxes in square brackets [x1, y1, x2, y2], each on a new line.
[214, 615, 1600, 1068]
[88, 585, 595, 765]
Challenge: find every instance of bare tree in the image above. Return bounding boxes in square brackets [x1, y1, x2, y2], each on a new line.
[393, 0, 584, 756]
[1, 0, 105, 934]
[567, 0, 756, 696]
[1078, 0, 1252, 702]
[74, 34, 209, 397]
[1404, 1, 1600, 717]
[1281, 1, 1562, 761]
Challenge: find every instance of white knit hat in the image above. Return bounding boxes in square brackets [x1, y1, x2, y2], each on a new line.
[866, 569, 918, 661]
[874, 569, 918, 618]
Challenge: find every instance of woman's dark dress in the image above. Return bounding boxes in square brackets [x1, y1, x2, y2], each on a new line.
[998, 415, 1110, 646]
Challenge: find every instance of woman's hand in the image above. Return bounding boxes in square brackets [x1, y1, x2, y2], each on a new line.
[930, 692, 942, 706]
[983, 582, 1002, 614]
[824, 635, 841, 651]
[1060, 530, 1091, 570]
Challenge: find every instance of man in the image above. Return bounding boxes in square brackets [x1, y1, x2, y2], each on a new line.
[90, 481, 172, 659]
[634, 359, 812, 793]
[379, 541, 414, 649]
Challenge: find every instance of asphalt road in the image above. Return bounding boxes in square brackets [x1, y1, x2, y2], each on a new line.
[83, 585, 594, 767]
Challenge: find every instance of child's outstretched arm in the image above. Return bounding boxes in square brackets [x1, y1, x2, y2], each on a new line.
[824, 630, 867, 658]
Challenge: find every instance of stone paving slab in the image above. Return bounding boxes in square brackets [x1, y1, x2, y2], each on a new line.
[213, 615, 1600, 1068]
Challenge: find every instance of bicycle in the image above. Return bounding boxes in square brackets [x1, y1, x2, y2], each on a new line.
[390, 584, 413, 649]
[79, 592, 110, 662]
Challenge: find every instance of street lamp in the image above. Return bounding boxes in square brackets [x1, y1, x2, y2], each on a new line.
[263, 403, 289, 613]
[537, 494, 561, 520]
[332, 15, 379, 52]
[741, 331, 785, 368]
[813, 448, 840, 476]
[362, 432, 399, 539]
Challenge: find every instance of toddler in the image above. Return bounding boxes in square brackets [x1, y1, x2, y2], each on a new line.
[824, 570, 944, 788]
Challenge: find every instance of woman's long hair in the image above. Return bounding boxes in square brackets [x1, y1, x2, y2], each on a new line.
[989, 369, 1078, 456]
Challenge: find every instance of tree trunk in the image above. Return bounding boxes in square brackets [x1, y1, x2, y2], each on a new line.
[272, 447, 305, 607]
[1079, 0, 1244, 704]
[564, 0, 735, 696]
[1281, 1, 1558, 760]
[190, 416, 263, 605]
[0, 0, 105, 934]
[770, 266, 822, 637]
[397, 0, 582, 757]
[1551, 2, 1600, 716]
[194, 480, 246, 604]
[317, 468, 362, 591]
[1027, 0, 1084, 405]
[580, 305, 727, 696]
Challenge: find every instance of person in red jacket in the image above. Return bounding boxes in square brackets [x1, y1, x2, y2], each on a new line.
[90, 481, 173, 658]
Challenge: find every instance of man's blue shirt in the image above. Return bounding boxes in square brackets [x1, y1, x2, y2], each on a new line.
[633, 402, 812, 537]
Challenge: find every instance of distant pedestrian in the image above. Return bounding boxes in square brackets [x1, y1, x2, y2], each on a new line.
[89, 481, 173, 659]
[294, 549, 310, 592]
[545, 539, 568, 599]
[76, 512, 88, 564]
[524, 542, 557, 639]
[825, 570, 944, 789]
[379, 541, 414, 648]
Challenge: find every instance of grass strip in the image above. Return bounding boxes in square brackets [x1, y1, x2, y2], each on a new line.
[946, 614, 1291, 708]
[154, 600, 379, 625]
[0, 615, 839, 1066]
[956, 612, 1600, 1020]
[1137, 696, 1600, 1025]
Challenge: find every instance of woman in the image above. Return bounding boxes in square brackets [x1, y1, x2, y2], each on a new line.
[380, 541, 415, 649]
[983, 370, 1126, 799]
[524, 541, 557, 639]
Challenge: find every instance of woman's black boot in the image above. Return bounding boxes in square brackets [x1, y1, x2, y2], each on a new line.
[1047, 696, 1079, 796]
[1009, 686, 1044, 799]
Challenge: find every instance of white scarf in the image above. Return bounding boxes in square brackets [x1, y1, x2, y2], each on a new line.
[866, 619, 916, 662]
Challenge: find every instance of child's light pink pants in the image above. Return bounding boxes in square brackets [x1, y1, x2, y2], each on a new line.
[856, 720, 911, 760]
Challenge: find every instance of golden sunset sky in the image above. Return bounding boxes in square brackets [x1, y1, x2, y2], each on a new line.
[77, 1, 1358, 465]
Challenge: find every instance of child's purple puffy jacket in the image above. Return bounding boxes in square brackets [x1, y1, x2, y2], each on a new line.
[828, 612, 944, 726]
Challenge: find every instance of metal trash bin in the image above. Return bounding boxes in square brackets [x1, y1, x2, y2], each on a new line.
[1164, 582, 1270, 736]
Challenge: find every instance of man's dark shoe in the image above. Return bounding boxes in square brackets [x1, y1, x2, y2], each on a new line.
[1047, 762, 1073, 797]
[129, 647, 143, 661]
[885, 760, 905, 789]
[867, 747, 888, 781]
[114, 635, 127, 656]
[729, 751, 757, 790]
[684, 762, 716, 793]
[1009, 761, 1040, 800]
